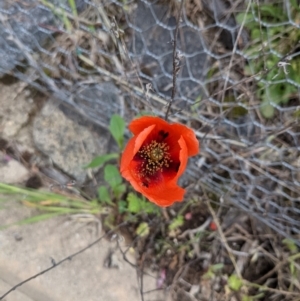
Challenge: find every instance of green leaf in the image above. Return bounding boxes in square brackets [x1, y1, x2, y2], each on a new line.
[127, 192, 142, 213]
[228, 274, 243, 291]
[202, 263, 224, 280]
[142, 201, 160, 214]
[202, 270, 214, 280]
[126, 193, 160, 214]
[168, 215, 184, 231]
[291, 0, 300, 10]
[104, 164, 122, 188]
[260, 100, 275, 118]
[242, 293, 265, 301]
[109, 115, 125, 149]
[98, 186, 113, 205]
[118, 200, 127, 214]
[282, 238, 298, 253]
[136, 222, 150, 237]
[236, 12, 253, 25]
[84, 153, 119, 169]
[113, 184, 126, 198]
[290, 261, 296, 276]
[259, 4, 286, 21]
[211, 263, 224, 272]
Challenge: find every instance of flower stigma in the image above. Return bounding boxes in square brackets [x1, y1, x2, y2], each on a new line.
[138, 140, 172, 177]
[150, 147, 164, 162]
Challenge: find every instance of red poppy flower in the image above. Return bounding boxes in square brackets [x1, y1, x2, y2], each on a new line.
[120, 116, 199, 207]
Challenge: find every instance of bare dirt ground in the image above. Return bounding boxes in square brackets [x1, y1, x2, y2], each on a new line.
[0, 201, 163, 301]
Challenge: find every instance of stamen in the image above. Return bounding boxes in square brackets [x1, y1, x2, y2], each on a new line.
[138, 140, 172, 176]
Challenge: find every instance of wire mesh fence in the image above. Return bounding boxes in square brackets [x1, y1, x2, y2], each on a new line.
[0, 0, 300, 250]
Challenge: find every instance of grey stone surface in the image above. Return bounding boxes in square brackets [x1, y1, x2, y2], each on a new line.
[0, 0, 86, 76]
[0, 81, 35, 139]
[0, 201, 164, 301]
[72, 82, 123, 130]
[0, 271, 55, 301]
[33, 101, 109, 183]
[0, 152, 29, 184]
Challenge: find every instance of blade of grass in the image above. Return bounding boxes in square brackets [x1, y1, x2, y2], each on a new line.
[0, 183, 106, 230]
[68, 0, 78, 17]
[0, 183, 85, 203]
[0, 212, 66, 230]
[40, 0, 73, 31]
[0, 183, 102, 213]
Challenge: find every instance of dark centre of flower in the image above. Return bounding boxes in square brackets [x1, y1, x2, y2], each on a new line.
[138, 140, 172, 176]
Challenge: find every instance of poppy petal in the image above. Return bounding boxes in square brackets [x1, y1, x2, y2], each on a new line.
[171, 124, 199, 156]
[121, 167, 142, 194]
[121, 168, 185, 207]
[129, 117, 199, 156]
[129, 116, 170, 135]
[173, 135, 188, 180]
[120, 136, 136, 173]
[120, 124, 156, 173]
[133, 124, 156, 154]
[145, 182, 185, 207]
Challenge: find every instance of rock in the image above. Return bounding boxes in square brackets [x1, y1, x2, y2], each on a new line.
[15, 125, 36, 154]
[0, 0, 87, 76]
[0, 152, 29, 184]
[128, 1, 207, 109]
[33, 101, 109, 183]
[0, 81, 35, 139]
[71, 82, 123, 129]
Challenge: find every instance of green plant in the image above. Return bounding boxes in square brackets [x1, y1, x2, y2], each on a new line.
[97, 164, 126, 206]
[85, 153, 119, 169]
[241, 294, 265, 301]
[228, 274, 243, 291]
[67, 0, 78, 17]
[40, 0, 73, 32]
[168, 215, 184, 232]
[85, 114, 125, 170]
[0, 183, 104, 229]
[109, 114, 125, 149]
[282, 238, 300, 291]
[237, 1, 300, 118]
[202, 263, 224, 280]
[85, 114, 126, 205]
[136, 222, 150, 237]
[126, 192, 160, 215]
